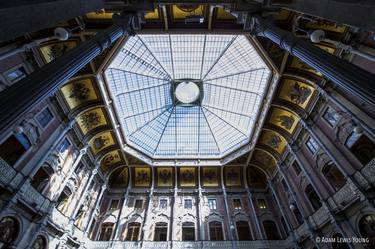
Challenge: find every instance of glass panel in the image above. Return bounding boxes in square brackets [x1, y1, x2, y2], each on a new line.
[208, 199, 217, 210]
[323, 107, 341, 127]
[306, 137, 319, 154]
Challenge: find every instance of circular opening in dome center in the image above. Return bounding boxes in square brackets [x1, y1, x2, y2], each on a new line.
[175, 81, 200, 104]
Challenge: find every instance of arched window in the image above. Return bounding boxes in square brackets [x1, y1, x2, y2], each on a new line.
[236, 221, 251, 240]
[305, 184, 322, 211]
[182, 222, 195, 241]
[358, 214, 375, 247]
[0, 217, 19, 247]
[322, 163, 346, 191]
[209, 221, 224, 241]
[346, 134, 375, 165]
[56, 186, 72, 212]
[262, 220, 280, 240]
[332, 233, 350, 249]
[292, 206, 304, 225]
[31, 235, 47, 249]
[125, 222, 140, 241]
[154, 222, 168, 241]
[98, 222, 114, 241]
[30, 164, 54, 193]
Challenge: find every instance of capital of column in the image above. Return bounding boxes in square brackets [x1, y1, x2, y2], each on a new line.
[80, 144, 89, 155]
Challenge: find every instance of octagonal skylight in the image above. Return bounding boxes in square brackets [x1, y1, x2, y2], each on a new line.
[105, 34, 271, 160]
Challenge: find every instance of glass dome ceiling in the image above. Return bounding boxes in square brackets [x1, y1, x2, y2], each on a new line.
[105, 34, 271, 160]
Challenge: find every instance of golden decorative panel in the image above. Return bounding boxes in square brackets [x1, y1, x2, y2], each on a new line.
[315, 44, 336, 54]
[156, 167, 174, 188]
[224, 167, 242, 187]
[251, 149, 276, 173]
[216, 7, 235, 20]
[89, 131, 116, 155]
[109, 167, 128, 189]
[77, 108, 107, 135]
[269, 107, 300, 134]
[145, 8, 160, 20]
[60, 77, 99, 110]
[272, 9, 291, 21]
[86, 10, 114, 20]
[133, 167, 151, 187]
[259, 130, 287, 155]
[290, 58, 322, 77]
[172, 5, 204, 19]
[305, 21, 347, 34]
[279, 78, 315, 109]
[202, 167, 220, 187]
[39, 40, 78, 63]
[101, 150, 122, 172]
[179, 167, 197, 187]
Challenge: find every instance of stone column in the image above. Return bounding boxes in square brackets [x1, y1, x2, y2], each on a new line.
[0, 0, 105, 42]
[301, 120, 372, 199]
[0, 13, 137, 135]
[246, 189, 264, 240]
[140, 167, 154, 244]
[268, 180, 300, 248]
[220, 167, 234, 241]
[249, 15, 375, 107]
[277, 163, 321, 249]
[272, 0, 375, 31]
[197, 166, 204, 240]
[69, 165, 99, 222]
[288, 146, 355, 249]
[84, 185, 107, 236]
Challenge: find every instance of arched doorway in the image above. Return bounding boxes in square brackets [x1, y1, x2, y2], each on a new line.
[154, 222, 168, 241]
[182, 222, 195, 241]
[0, 217, 19, 248]
[358, 214, 375, 248]
[262, 220, 281, 240]
[31, 235, 47, 249]
[209, 221, 224, 241]
[236, 221, 252, 240]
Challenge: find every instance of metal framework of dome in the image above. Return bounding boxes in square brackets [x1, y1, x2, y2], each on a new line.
[105, 34, 271, 160]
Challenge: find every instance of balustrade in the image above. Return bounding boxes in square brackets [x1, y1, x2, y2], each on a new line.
[19, 181, 51, 212]
[0, 157, 23, 189]
[86, 240, 289, 249]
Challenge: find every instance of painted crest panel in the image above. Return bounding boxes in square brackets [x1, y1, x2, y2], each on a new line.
[101, 150, 122, 172]
[279, 78, 315, 109]
[251, 149, 277, 173]
[290, 57, 322, 77]
[109, 167, 128, 189]
[259, 130, 287, 155]
[179, 167, 197, 187]
[224, 166, 243, 187]
[89, 131, 116, 155]
[39, 40, 78, 63]
[269, 107, 299, 134]
[60, 78, 98, 110]
[202, 167, 220, 187]
[77, 107, 107, 135]
[156, 167, 174, 188]
[133, 167, 152, 187]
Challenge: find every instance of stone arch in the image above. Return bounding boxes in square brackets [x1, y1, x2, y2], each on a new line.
[31, 235, 48, 249]
[0, 216, 21, 247]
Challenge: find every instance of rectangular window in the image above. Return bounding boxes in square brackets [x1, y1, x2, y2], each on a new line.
[208, 199, 217, 210]
[323, 107, 340, 127]
[306, 137, 319, 155]
[4, 65, 27, 84]
[57, 138, 70, 156]
[233, 199, 242, 210]
[159, 199, 167, 209]
[134, 199, 143, 209]
[35, 107, 53, 128]
[0, 133, 30, 166]
[258, 199, 266, 209]
[184, 199, 192, 209]
[109, 199, 119, 210]
[292, 161, 301, 175]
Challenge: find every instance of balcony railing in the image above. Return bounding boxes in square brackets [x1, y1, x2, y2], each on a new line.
[86, 240, 288, 249]
[0, 157, 23, 189]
